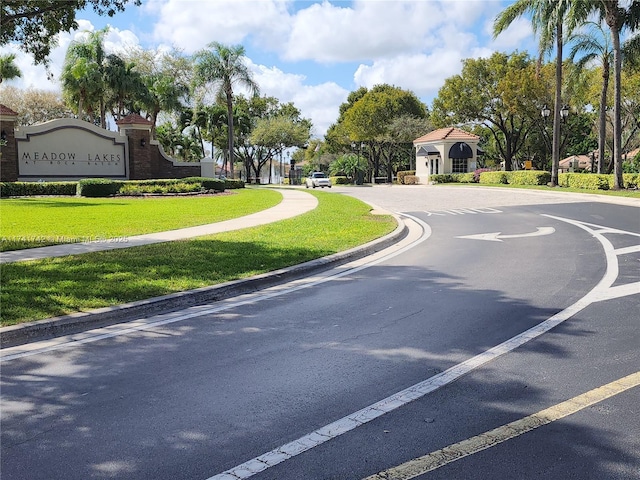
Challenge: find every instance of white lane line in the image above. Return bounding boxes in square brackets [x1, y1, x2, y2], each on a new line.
[205, 214, 640, 480]
[363, 371, 640, 480]
[0, 216, 430, 363]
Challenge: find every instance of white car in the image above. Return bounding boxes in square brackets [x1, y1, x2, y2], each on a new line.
[305, 172, 332, 188]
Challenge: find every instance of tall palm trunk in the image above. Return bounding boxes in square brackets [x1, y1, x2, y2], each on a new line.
[598, 60, 609, 174]
[609, 20, 623, 189]
[226, 89, 235, 179]
[551, 19, 563, 187]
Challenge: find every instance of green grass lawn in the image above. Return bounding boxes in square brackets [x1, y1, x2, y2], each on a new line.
[0, 188, 281, 251]
[0, 191, 396, 326]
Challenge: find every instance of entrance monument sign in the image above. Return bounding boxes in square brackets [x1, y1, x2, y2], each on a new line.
[16, 119, 127, 179]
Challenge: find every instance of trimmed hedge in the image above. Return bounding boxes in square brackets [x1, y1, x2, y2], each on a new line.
[183, 177, 225, 192]
[478, 170, 549, 186]
[430, 174, 459, 183]
[559, 173, 640, 190]
[479, 171, 509, 184]
[403, 175, 418, 185]
[397, 170, 416, 185]
[0, 181, 78, 198]
[331, 176, 350, 185]
[1, 177, 237, 198]
[77, 178, 125, 197]
[118, 182, 204, 196]
[507, 170, 551, 185]
[558, 173, 610, 190]
[223, 179, 245, 189]
[623, 173, 640, 188]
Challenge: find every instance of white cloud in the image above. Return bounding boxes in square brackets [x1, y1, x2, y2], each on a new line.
[0, 0, 530, 138]
[0, 21, 142, 94]
[149, 0, 291, 54]
[490, 16, 534, 51]
[249, 61, 348, 137]
[283, 1, 448, 63]
[354, 50, 463, 99]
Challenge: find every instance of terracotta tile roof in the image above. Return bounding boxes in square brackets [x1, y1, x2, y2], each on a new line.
[560, 154, 591, 167]
[0, 104, 19, 116]
[116, 113, 153, 126]
[414, 127, 479, 144]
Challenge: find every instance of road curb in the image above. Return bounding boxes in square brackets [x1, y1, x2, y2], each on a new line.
[0, 217, 407, 347]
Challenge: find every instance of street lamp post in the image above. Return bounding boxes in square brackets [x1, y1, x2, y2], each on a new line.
[541, 105, 551, 170]
[542, 104, 569, 180]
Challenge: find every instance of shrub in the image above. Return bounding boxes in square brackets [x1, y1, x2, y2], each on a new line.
[224, 179, 245, 189]
[396, 170, 416, 185]
[473, 168, 492, 182]
[184, 177, 225, 192]
[559, 173, 610, 190]
[77, 178, 124, 197]
[403, 175, 418, 185]
[623, 173, 640, 188]
[479, 171, 508, 184]
[508, 170, 551, 185]
[118, 182, 203, 196]
[0, 181, 78, 197]
[457, 173, 475, 183]
[332, 176, 350, 185]
[430, 174, 458, 183]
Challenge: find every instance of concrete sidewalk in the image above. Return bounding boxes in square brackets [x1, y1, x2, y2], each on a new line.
[0, 188, 318, 264]
[0, 187, 406, 346]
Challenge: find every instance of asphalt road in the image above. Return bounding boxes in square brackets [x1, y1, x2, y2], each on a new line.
[1, 186, 639, 480]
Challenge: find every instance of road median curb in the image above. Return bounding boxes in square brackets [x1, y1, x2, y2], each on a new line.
[0, 217, 407, 347]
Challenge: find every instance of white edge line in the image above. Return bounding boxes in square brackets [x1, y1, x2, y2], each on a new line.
[206, 213, 632, 480]
[0, 216, 429, 363]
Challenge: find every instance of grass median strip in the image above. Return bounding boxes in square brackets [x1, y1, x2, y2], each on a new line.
[0, 188, 281, 251]
[0, 191, 396, 326]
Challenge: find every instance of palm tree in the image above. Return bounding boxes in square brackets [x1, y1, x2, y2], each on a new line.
[568, 1, 640, 189]
[494, 0, 571, 186]
[104, 54, 144, 121]
[193, 42, 259, 178]
[137, 71, 188, 137]
[60, 29, 107, 126]
[0, 53, 22, 84]
[568, 21, 613, 173]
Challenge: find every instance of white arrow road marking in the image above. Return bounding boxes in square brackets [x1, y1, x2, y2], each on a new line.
[204, 215, 639, 480]
[456, 226, 555, 242]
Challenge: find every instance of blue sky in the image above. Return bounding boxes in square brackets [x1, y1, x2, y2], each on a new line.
[1, 1, 538, 137]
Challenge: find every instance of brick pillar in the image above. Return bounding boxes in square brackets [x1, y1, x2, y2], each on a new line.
[117, 114, 153, 180]
[0, 105, 19, 182]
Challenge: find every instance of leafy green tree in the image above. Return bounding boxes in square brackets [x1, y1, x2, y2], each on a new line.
[250, 115, 311, 183]
[342, 84, 427, 181]
[0, 85, 73, 124]
[494, 0, 572, 184]
[431, 51, 546, 171]
[384, 114, 432, 174]
[193, 42, 259, 178]
[123, 47, 191, 136]
[325, 86, 370, 154]
[1, 0, 140, 65]
[0, 53, 21, 83]
[231, 95, 310, 182]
